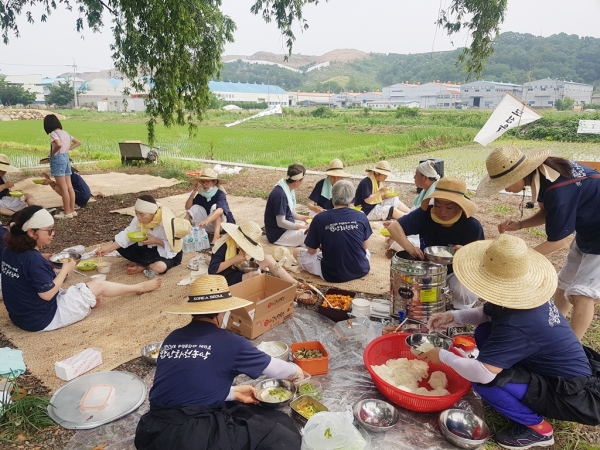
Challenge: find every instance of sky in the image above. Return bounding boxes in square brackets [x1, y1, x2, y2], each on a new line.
[1, 0, 600, 78]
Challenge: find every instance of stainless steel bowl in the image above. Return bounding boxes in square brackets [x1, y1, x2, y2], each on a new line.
[140, 342, 162, 365]
[353, 398, 399, 432]
[406, 333, 452, 355]
[438, 409, 490, 449]
[49, 251, 82, 268]
[424, 246, 455, 265]
[236, 259, 260, 273]
[290, 395, 328, 425]
[254, 378, 296, 409]
[256, 341, 290, 360]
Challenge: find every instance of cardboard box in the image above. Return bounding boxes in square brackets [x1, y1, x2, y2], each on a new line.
[227, 274, 295, 339]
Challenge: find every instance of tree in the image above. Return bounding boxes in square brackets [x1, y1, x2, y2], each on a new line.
[45, 81, 75, 106]
[0, 0, 509, 142]
[0, 75, 37, 106]
[556, 97, 575, 111]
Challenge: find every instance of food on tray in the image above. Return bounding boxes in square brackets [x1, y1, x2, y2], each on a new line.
[325, 294, 352, 310]
[435, 249, 454, 258]
[371, 358, 450, 396]
[296, 403, 319, 419]
[294, 348, 324, 359]
[259, 387, 293, 403]
[416, 341, 435, 353]
[77, 260, 98, 270]
[148, 348, 160, 359]
[298, 382, 321, 399]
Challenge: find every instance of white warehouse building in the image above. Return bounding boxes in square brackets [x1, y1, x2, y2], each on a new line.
[460, 80, 522, 109]
[520, 78, 593, 108]
[209, 81, 290, 106]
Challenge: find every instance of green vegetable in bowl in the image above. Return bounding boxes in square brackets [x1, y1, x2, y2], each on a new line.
[298, 383, 321, 400]
[260, 387, 292, 403]
[324, 428, 333, 439]
[294, 348, 323, 359]
[297, 403, 318, 419]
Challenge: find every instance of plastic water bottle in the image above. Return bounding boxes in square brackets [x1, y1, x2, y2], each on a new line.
[192, 227, 200, 251]
[199, 228, 210, 250]
[184, 232, 194, 252]
[182, 233, 190, 252]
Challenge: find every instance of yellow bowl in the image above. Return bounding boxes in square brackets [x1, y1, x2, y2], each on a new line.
[127, 231, 148, 242]
[350, 205, 363, 211]
[380, 228, 391, 237]
[9, 191, 25, 197]
[385, 190, 399, 198]
[77, 260, 98, 271]
[33, 179, 45, 184]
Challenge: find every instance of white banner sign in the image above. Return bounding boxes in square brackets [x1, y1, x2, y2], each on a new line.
[474, 93, 542, 146]
[577, 120, 600, 134]
[225, 104, 283, 128]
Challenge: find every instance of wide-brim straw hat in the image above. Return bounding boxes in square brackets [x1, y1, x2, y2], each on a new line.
[161, 206, 191, 253]
[324, 159, 350, 178]
[221, 221, 265, 261]
[0, 154, 20, 173]
[425, 177, 478, 218]
[477, 146, 551, 197]
[453, 234, 557, 309]
[165, 275, 253, 314]
[366, 160, 392, 176]
[190, 168, 227, 184]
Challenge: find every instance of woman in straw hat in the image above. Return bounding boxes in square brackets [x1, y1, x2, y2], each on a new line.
[294, 180, 372, 282]
[477, 146, 600, 340]
[264, 163, 311, 247]
[208, 221, 296, 285]
[1, 206, 162, 332]
[0, 154, 38, 217]
[385, 177, 484, 309]
[185, 168, 235, 244]
[355, 160, 410, 221]
[135, 275, 303, 450]
[307, 158, 351, 215]
[421, 234, 600, 449]
[98, 195, 191, 277]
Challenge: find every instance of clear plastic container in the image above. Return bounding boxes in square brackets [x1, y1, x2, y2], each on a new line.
[79, 384, 115, 413]
[333, 320, 367, 342]
[296, 379, 323, 400]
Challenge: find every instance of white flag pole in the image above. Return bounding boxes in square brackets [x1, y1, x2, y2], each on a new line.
[225, 105, 283, 128]
[474, 93, 542, 146]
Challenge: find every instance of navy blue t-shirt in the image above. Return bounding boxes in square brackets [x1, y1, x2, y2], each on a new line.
[398, 206, 484, 274]
[149, 321, 271, 407]
[0, 226, 8, 254]
[1, 248, 57, 331]
[264, 185, 295, 243]
[0, 177, 9, 199]
[478, 302, 591, 378]
[71, 172, 91, 207]
[208, 244, 244, 286]
[192, 190, 235, 225]
[308, 179, 334, 211]
[304, 207, 372, 282]
[354, 177, 376, 215]
[538, 162, 600, 254]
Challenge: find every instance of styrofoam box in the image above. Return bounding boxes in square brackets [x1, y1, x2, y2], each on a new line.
[55, 348, 103, 381]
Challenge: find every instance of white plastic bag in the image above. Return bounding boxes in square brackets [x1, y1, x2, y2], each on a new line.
[301, 410, 367, 450]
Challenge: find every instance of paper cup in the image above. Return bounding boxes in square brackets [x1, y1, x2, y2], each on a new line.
[352, 298, 371, 317]
[97, 262, 112, 274]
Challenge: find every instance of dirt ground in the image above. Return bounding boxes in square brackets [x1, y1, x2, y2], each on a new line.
[0, 166, 572, 448]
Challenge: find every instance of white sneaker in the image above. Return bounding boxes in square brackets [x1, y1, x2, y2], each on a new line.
[54, 213, 73, 220]
[71, 211, 78, 217]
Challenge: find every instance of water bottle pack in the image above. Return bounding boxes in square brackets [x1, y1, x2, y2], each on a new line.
[183, 227, 210, 252]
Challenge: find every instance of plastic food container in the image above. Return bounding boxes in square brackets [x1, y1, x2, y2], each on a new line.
[290, 395, 329, 425]
[296, 379, 323, 400]
[9, 190, 24, 197]
[318, 288, 355, 322]
[97, 262, 112, 274]
[79, 384, 115, 413]
[333, 320, 367, 343]
[352, 298, 372, 317]
[291, 341, 329, 375]
[127, 231, 148, 242]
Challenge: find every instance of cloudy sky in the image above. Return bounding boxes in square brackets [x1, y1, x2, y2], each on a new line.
[2, 0, 599, 78]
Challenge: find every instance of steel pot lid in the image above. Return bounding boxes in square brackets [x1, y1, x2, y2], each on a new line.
[48, 371, 147, 430]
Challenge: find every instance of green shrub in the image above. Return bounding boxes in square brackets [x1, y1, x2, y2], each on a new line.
[396, 106, 419, 117]
[311, 106, 334, 118]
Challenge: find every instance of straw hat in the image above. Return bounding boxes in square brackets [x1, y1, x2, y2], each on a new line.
[366, 160, 392, 176]
[0, 154, 19, 173]
[273, 246, 292, 262]
[161, 206, 192, 253]
[453, 234, 557, 309]
[221, 221, 265, 261]
[324, 159, 350, 178]
[165, 275, 253, 315]
[190, 168, 227, 184]
[425, 177, 478, 218]
[477, 146, 551, 197]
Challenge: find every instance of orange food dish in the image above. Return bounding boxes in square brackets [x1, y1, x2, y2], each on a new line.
[325, 294, 352, 311]
[452, 335, 476, 351]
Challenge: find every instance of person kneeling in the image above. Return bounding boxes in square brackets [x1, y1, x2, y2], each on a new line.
[209, 221, 296, 285]
[293, 180, 372, 283]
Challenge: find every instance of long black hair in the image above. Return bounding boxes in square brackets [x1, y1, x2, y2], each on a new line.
[525, 156, 574, 182]
[43, 114, 62, 134]
[5, 206, 45, 252]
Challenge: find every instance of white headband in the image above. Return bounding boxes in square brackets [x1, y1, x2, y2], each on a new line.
[417, 161, 440, 179]
[135, 199, 158, 214]
[22, 209, 54, 231]
[287, 173, 304, 181]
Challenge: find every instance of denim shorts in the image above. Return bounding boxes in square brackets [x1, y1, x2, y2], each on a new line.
[50, 153, 72, 177]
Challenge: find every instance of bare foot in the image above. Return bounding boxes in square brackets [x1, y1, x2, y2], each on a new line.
[126, 262, 138, 268]
[127, 265, 145, 275]
[92, 297, 101, 309]
[136, 277, 163, 295]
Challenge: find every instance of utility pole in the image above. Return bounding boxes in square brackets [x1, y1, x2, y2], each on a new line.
[66, 60, 78, 107]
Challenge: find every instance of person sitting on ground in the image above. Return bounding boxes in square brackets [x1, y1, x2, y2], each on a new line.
[307, 159, 352, 215]
[97, 195, 191, 277]
[209, 221, 296, 286]
[0, 154, 37, 217]
[135, 275, 303, 450]
[423, 234, 600, 450]
[185, 168, 235, 244]
[42, 165, 91, 209]
[264, 163, 311, 247]
[355, 160, 410, 221]
[293, 180, 372, 283]
[477, 146, 600, 340]
[385, 177, 484, 309]
[0, 206, 162, 332]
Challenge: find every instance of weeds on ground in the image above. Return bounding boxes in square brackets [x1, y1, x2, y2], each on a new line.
[527, 228, 548, 238]
[491, 204, 514, 215]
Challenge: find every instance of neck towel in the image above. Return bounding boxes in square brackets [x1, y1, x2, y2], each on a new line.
[276, 178, 297, 212]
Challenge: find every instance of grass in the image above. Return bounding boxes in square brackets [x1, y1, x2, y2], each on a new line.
[491, 204, 515, 215]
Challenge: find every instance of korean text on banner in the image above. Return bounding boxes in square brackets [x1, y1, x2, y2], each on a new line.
[225, 105, 283, 128]
[474, 93, 542, 146]
[577, 120, 600, 135]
